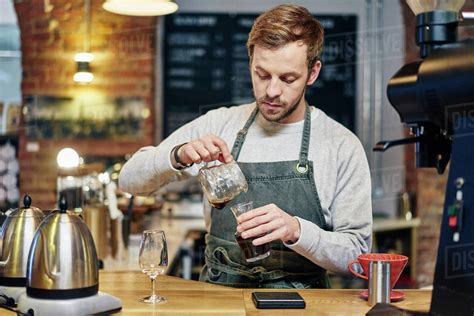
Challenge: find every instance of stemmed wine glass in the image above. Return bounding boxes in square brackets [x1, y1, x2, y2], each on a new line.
[139, 229, 168, 304]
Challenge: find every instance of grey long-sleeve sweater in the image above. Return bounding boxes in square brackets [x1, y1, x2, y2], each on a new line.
[119, 102, 372, 275]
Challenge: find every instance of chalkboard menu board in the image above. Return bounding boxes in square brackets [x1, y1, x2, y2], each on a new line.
[163, 13, 357, 137]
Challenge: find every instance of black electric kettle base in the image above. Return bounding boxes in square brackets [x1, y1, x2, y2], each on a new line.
[0, 276, 26, 287]
[26, 284, 99, 300]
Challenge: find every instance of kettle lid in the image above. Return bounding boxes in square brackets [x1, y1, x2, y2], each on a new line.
[58, 194, 68, 214]
[9, 194, 43, 218]
[43, 194, 82, 223]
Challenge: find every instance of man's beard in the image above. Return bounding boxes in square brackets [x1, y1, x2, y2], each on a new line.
[255, 89, 306, 123]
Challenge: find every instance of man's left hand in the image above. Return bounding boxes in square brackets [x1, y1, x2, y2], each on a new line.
[236, 203, 301, 245]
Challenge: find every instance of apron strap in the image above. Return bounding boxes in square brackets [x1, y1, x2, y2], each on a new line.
[296, 104, 312, 174]
[231, 104, 312, 166]
[231, 106, 259, 159]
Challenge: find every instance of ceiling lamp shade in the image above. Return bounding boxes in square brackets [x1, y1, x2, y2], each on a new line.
[103, 0, 178, 16]
[406, 0, 465, 15]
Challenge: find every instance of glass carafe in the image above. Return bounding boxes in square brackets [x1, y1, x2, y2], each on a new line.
[197, 161, 248, 209]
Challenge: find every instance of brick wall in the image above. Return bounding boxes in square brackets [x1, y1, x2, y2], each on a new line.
[15, 0, 157, 209]
[400, 0, 474, 287]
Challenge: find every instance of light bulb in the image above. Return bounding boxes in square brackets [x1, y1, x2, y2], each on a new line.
[57, 148, 80, 168]
[73, 71, 94, 84]
[74, 52, 94, 62]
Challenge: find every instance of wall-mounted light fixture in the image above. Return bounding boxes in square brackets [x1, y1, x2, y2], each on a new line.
[74, 0, 94, 84]
[103, 0, 178, 16]
[73, 52, 94, 84]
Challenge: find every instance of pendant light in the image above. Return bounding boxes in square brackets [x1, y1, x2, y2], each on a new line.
[73, 52, 94, 84]
[74, 0, 94, 84]
[406, 0, 464, 15]
[103, 0, 178, 16]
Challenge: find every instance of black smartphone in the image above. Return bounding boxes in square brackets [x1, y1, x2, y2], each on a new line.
[251, 291, 306, 309]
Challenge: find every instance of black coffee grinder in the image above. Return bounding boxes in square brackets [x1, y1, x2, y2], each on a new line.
[374, 1, 474, 315]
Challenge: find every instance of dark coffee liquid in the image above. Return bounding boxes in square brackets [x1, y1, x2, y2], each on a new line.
[210, 199, 231, 209]
[235, 232, 270, 260]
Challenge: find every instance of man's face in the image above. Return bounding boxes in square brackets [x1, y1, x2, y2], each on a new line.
[250, 42, 321, 124]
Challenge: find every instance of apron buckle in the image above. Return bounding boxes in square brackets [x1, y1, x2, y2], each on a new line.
[296, 162, 308, 174]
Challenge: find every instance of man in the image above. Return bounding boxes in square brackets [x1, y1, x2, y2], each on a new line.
[119, 4, 372, 289]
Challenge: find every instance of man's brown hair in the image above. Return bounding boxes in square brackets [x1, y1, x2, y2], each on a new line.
[247, 4, 324, 69]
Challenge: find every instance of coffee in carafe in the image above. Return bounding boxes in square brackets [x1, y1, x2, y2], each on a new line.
[198, 161, 248, 208]
[210, 199, 232, 210]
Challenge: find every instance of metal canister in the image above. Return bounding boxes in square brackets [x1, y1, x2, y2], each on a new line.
[368, 261, 391, 306]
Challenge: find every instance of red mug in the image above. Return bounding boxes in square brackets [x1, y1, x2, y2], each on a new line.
[348, 253, 408, 289]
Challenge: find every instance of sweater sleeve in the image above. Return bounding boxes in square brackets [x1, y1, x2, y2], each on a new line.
[284, 136, 372, 275]
[118, 112, 216, 196]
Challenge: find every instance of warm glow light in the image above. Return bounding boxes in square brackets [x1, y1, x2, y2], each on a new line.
[98, 172, 110, 184]
[74, 52, 94, 62]
[57, 148, 80, 168]
[462, 12, 474, 19]
[103, 0, 178, 16]
[73, 71, 94, 84]
[141, 108, 151, 119]
[73, 52, 94, 84]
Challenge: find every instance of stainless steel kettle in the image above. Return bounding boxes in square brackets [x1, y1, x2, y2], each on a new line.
[26, 195, 99, 299]
[0, 195, 44, 287]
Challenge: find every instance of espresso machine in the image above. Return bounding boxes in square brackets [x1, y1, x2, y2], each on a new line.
[374, 0, 474, 314]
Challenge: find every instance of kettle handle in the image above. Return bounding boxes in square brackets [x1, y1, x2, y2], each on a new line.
[39, 229, 61, 279]
[0, 232, 8, 267]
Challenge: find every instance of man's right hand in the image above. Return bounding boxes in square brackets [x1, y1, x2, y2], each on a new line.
[177, 134, 233, 165]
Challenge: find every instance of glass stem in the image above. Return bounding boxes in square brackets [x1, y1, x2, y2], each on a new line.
[151, 277, 156, 297]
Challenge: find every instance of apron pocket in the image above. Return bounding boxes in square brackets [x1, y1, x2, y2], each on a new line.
[211, 246, 248, 270]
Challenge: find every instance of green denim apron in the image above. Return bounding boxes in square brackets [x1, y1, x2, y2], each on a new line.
[200, 105, 330, 289]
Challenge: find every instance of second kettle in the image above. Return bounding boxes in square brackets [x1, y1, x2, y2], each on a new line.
[26, 195, 99, 299]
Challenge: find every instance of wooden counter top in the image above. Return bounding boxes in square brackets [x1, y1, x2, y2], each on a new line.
[242, 289, 430, 315]
[1, 271, 431, 315]
[99, 271, 431, 315]
[100, 271, 245, 316]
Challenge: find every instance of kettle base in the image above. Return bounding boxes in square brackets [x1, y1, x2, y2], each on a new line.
[0, 285, 25, 303]
[16, 291, 122, 315]
[27, 284, 98, 299]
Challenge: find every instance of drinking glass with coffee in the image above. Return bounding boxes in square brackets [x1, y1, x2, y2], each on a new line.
[231, 201, 271, 262]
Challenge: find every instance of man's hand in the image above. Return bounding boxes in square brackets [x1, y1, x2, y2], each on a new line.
[236, 203, 301, 245]
[177, 134, 233, 165]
